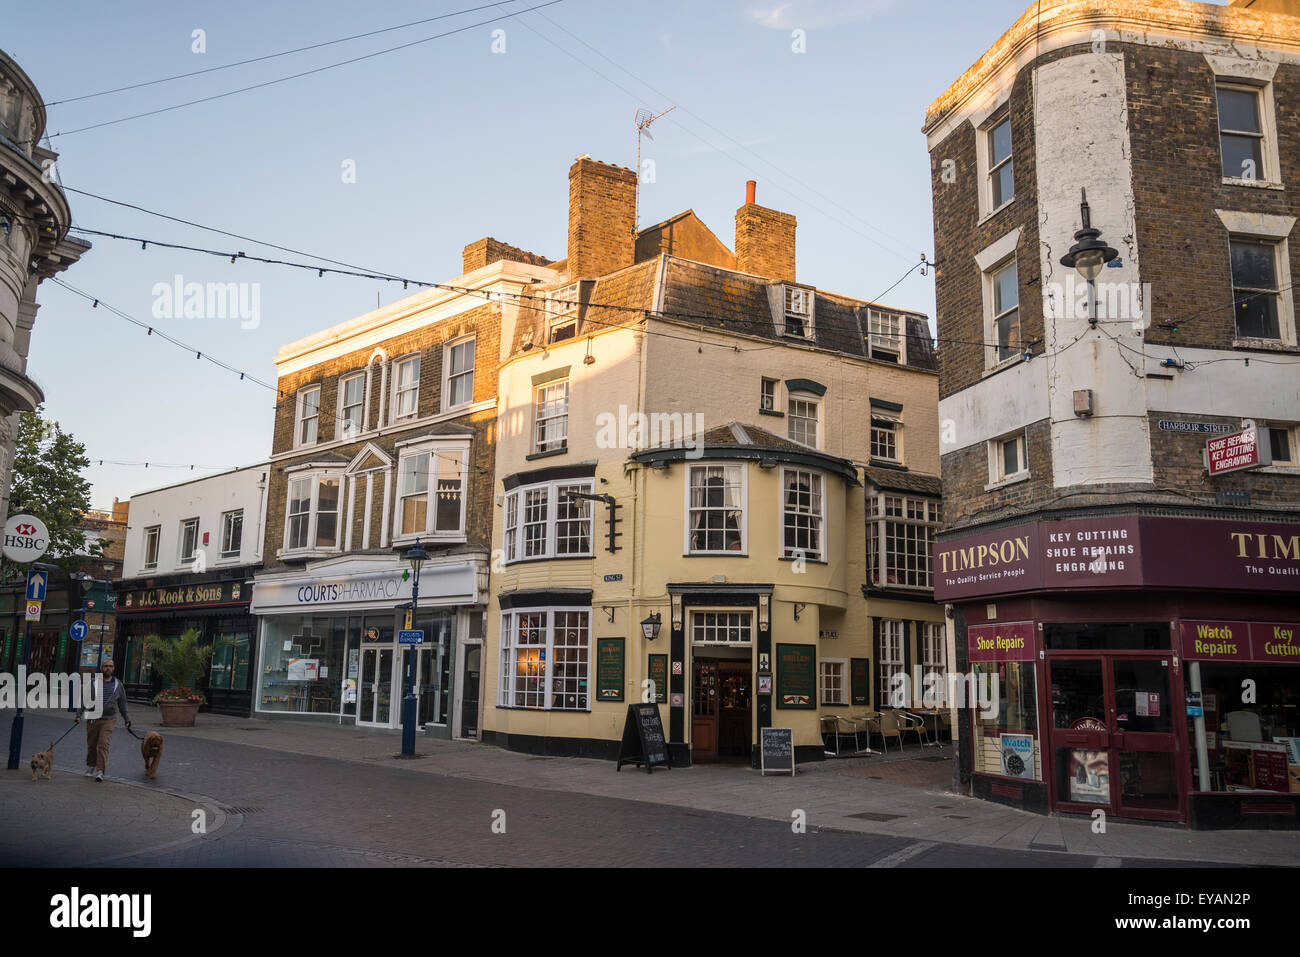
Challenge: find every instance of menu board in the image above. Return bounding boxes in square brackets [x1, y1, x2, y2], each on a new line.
[647, 654, 668, 704]
[596, 638, 624, 702]
[776, 644, 816, 709]
[851, 658, 870, 706]
[616, 703, 671, 773]
[761, 727, 795, 776]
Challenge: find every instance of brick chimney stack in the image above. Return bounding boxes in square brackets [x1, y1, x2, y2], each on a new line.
[735, 180, 796, 282]
[567, 155, 637, 279]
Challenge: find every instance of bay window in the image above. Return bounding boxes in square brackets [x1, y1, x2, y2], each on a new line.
[501, 479, 594, 563]
[396, 443, 468, 540]
[868, 493, 941, 589]
[686, 464, 745, 554]
[498, 607, 591, 711]
[781, 468, 823, 560]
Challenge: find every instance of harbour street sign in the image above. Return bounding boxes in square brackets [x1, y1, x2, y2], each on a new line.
[1206, 426, 1271, 476]
[3, 514, 49, 563]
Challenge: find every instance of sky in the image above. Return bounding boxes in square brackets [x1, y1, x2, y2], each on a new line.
[5, 0, 1229, 509]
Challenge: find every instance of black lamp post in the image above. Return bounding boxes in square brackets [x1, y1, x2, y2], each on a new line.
[400, 539, 428, 757]
[1059, 188, 1119, 326]
[640, 613, 662, 641]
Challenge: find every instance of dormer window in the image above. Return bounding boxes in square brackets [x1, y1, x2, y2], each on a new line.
[868, 311, 905, 364]
[783, 286, 814, 339]
[547, 283, 579, 342]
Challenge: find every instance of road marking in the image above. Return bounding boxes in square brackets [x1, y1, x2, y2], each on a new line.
[1094, 856, 1122, 868]
[867, 840, 936, 868]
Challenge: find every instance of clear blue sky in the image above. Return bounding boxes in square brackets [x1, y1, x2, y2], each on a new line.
[9, 0, 1217, 508]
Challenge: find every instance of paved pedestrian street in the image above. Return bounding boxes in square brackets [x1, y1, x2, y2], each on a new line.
[4, 710, 1291, 868]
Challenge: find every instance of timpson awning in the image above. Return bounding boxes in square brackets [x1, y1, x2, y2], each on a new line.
[119, 580, 251, 615]
[934, 515, 1300, 601]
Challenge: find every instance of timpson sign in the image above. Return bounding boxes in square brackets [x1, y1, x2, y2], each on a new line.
[934, 516, 1300, 600]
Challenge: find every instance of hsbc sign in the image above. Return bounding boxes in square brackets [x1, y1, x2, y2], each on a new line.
[3, 513, 49, 563]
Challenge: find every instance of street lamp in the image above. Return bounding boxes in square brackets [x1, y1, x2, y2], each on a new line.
[640, 612, 662, 641]
[400, 539, 428, 757]
[1059, 188, 1118, 326]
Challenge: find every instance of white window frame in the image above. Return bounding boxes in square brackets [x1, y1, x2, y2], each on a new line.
[295, 385, 321, 448]
[546, 283, 579, 342]
[1214, 210, 1296, 348]
[820, 658, 848, 706]
[974, 99, 1014, 221]
[533, 379, 570, 454]
[869, 413, 902, 464]
[282, 471, 344, 554]
[879, 620, 905, 705]
[178, 517, 199, 565]
[441, 335, 476, 411]
[975, 227, 1024, 372]
[1210, 65, 1282, 190]
[780, 467, 824, 562]
[1263, 421, 1300, 471]
[338, 371, 365, 441]
[987, 431, 1029, 489]
[760, 377, 779, 413]
[497, 607, 592, 711]
[986, 112, 1014, 212]
[391, 355, 421, 422]
[394, 442, 470, 543]
[868, 310, 907, 364]
[684, 463, 747, 556]
[787, 393, 821, 449]
[220, 509, 243, 559]
[868, 493, 941, 590]
[142, 525, 160, 570]
[500, 479, 595, 564]
[781, 285, 815, 339]
[690, 609, 754, 646]
[921, 622, 947, 687]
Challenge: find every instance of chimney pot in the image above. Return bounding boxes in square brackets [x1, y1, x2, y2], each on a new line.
[746, 180, 756, 205]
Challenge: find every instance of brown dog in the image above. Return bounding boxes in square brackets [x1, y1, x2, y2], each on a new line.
[141, 730, 163, 779]
[30, 744, 53, 781]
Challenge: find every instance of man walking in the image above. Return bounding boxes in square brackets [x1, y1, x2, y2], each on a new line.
[75, 658, 130, 781]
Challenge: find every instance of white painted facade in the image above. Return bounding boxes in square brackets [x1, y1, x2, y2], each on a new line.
[121, 465, 270, 580]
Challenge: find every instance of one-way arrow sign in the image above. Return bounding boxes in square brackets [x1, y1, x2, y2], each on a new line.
[26, 570, 47, 602]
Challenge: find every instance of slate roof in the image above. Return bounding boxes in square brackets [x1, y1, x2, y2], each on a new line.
[863, 465, 942, 497]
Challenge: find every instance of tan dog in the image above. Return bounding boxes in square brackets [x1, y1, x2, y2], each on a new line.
[141, 730, 163, 779]
[30, 744, 53, 781]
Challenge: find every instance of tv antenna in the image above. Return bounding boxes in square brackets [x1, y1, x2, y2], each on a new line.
[635, 105, 676, 232]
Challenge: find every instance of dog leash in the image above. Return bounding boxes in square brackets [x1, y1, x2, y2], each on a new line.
[49, 722, 79, 748]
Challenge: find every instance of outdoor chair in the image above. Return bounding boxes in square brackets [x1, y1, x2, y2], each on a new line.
[871, 709, 904, 753]
[820, 715, 859, 757]
[897, 709, 932, 748]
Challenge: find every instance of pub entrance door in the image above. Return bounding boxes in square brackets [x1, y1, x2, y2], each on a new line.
[1047, 653, 1183, 822]
[691, 658, 751, 763]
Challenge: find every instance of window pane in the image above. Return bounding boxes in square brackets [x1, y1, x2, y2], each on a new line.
[1003, 438, 1020, 476]
[689, 466, 743, 552]
[1236, 294, 1280, 339]
[435, 451, 465, 533]
[1220, 134, 1263, 179]
[994, 262, 1018, 313]
[990, 117, 1012, 165]
[316, 478, 339, 547]
[1231, 241, 1277, 290]
[1217, 87, 1260, 134]
[993, 161, 1014, 207]
[401, 453, 430, 496]
[1269, 428, 1292, 463]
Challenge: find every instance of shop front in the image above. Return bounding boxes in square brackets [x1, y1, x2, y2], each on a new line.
[938, 512, 1300, 829]
[115, 577, 256, 716]
[249, 554, 487, 738]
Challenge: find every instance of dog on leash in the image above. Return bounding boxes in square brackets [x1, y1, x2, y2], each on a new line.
[141, 730, 164, 779]
[30, 744, 53, 781]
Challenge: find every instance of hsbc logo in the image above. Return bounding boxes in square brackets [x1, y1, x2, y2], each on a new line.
[3, 513, 49, 562]
[15, 523, 35, 535]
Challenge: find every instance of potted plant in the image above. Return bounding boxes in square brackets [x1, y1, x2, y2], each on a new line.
[145, 628, 216, 727]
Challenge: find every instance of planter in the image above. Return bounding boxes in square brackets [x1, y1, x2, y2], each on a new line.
[157, 700, 200, 727]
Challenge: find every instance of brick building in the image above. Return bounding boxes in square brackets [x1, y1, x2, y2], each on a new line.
[483, 158, 947, 765]
[249, 245, 554, 736]
[925, 0, 1300, 827]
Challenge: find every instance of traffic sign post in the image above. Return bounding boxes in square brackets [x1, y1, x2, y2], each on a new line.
[70, 619, 88, 642]
[26, 569, 47, 602]
[25, 601, 42, 622]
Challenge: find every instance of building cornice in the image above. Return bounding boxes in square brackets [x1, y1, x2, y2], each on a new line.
[924, 0, 1300, 147]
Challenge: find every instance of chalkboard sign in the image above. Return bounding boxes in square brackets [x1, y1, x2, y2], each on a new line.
[647, 654, 668, 703]
[596, 638, 625, 702]
[616, 703, 671, 773]
[776, 643, 816, 709]
[851, 658, 870, 707]
[761, 727, 795, 776]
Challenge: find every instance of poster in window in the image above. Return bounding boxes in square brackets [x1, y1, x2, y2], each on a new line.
[287, 657, 319, 681]
[647, 654, 668, 703]
[1068, 749, 1110, 803]
[850, 658, 870, 706]
[776, 643, 816, 709]
[596, 638, 624, 702]
[1000, 733, 1035, 779]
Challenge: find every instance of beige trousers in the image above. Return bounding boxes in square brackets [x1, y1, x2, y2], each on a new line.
[85, 717, 116, 772]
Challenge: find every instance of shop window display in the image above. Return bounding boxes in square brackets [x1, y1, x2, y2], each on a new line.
[259, 616, 348, 713]
[1187, 663, 1299, 794]
[971, 661, 1039, 780]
